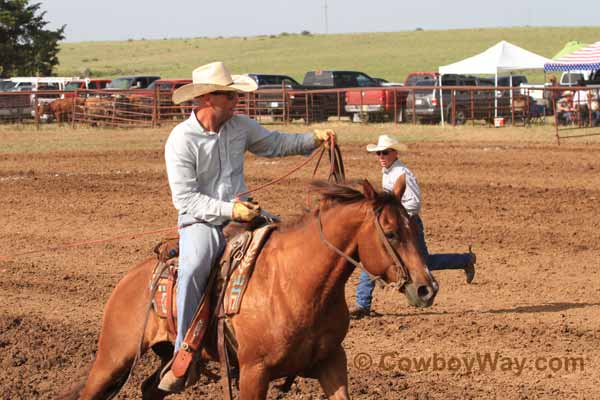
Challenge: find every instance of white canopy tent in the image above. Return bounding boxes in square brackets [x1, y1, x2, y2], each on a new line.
[438, 41, 550, 124]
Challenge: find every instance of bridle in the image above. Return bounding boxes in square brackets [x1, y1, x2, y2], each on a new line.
[317, 205, 411, 289]
[314, 137, 410, 289]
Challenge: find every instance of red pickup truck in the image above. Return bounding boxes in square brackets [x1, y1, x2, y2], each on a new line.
[345, 72, 438, 122]
[63, 78, 112, 97]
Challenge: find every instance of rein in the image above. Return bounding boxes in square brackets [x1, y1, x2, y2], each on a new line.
[235, 136, 344, 201]
[316, 206, 411, 289]
[371, 208, 411, 287]
[312, 137, 410, 287]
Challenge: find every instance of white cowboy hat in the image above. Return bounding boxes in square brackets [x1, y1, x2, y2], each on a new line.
[172, 61, 258, 104]
[366, 135, 408, 152]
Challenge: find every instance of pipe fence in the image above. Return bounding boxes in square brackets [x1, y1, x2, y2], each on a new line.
[2, 85, 598, 143]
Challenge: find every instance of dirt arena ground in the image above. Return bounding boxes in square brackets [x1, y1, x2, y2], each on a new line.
[1, 128, 600, 399]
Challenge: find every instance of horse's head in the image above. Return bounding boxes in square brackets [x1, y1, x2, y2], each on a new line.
[356, 177, 437, 308]
[37, 101, 51, 116]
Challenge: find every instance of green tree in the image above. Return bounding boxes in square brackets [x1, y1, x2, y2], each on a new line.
[0, 0, 65, 78]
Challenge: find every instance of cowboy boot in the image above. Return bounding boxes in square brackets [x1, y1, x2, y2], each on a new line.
[348, 305, 370, 320]
[465, 247, 476, 284]
[158, 356, 183, 393]
[158, 354, 201, 393]
[158, 369, 185, 393]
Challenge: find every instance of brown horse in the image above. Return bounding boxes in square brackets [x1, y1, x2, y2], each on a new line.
[63, 177, 437, 400]
[37, 97, 85, 125]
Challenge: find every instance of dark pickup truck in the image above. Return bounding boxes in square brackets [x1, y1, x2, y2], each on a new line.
[106, 75, 160, 90]
[405, 74, 504, 124]
[243, 74, 303, 121]
[288, 70, 381, 122]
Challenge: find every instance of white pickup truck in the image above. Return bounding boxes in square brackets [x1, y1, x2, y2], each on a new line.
[519, 83, 551, 103]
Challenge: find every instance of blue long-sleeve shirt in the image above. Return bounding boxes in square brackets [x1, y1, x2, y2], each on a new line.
[165, 112, 315, 226]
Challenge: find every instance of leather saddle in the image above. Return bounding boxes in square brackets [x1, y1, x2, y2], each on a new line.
[149, 220, 276, 379]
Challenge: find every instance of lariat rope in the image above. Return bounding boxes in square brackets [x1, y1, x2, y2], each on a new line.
[0, 136, 341, 263]
[0, 226, 178, 263]
[235, 135, 343, 199]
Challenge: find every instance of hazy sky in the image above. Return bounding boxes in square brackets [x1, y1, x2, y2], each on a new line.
[38, 0, 599, 42]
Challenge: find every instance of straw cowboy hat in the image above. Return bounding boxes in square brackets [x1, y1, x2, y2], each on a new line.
[366, 135, 408, 152]
[172, 61, 258, 104]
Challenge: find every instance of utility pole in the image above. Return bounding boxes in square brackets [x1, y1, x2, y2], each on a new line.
[323, 0, 329, 34]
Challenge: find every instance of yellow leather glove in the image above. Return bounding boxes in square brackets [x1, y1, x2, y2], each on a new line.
[232, 201, 261, 222]
[313, 129, 337, 148]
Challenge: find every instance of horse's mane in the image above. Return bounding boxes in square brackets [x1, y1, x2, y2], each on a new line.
[277, 180, 401, 232]
[272, 181, 403, 235]
[309, 180, 399, 210]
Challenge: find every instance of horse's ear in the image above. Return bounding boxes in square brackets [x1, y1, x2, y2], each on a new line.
[392, 173, 407, 200]
[361, 179, 377, 201]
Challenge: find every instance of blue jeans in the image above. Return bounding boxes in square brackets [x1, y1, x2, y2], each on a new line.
[355, 215, 471, 310]
[592, 111, 600, 127]
[175, 222, 226, 352]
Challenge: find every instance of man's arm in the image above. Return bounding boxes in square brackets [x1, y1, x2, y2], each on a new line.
[241, 117, 315, 157]
[389, 168, 422, 216]
[402, 172, 422, 216]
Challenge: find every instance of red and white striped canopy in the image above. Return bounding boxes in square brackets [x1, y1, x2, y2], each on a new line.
[545, 41, 600, 71]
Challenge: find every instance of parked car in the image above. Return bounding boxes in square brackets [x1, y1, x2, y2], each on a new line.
[373, 77, 403, 86]
[127, 78, 192, 97]
[289, 70, 381, 122]
[405, 74, 502, 124]
[0, 90, 31, 119]
[126, 79, 193, 111]
[496, 75, 529, 98]
[0, 80, 16, 91]
[63, 78, 112, 97]
[345, 71, 437, 123]
[65, 78, 112, 90]
[9, 77, 78, 92]
[106, 75, 160, 90]
[245, 73, 301, 87]
[560, 71, 590, 86]
[583, 69, 600, 86]
[243, 73, 303, 120]
[0, 77, 78, 121]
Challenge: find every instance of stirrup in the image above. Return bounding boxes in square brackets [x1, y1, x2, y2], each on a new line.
[158, 354, 202, 393]
[158, 358, 184, 393]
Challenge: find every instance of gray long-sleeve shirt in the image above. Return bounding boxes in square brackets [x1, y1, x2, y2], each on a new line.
[165, 112, 315, 226]
[382, 159, 422, 216]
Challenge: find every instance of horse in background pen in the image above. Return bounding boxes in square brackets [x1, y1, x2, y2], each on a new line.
[37, 97, 86, 125]
[59, 177, 438, 400]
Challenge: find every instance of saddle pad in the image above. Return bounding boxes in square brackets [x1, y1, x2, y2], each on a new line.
[151, 260, 178, 340]
[150, 224, 275, 331]
[224, 224, 275, 315]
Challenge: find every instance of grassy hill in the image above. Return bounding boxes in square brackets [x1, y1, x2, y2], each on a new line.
[55, 26, 599, 83]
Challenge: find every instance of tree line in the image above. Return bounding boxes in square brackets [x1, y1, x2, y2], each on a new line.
[0, 0, 65, 78]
